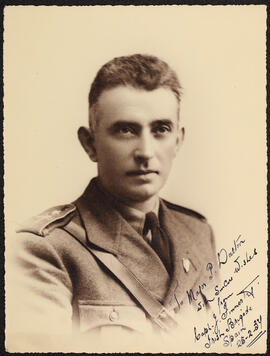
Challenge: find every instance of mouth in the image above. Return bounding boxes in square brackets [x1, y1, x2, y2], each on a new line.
[126, 170, 159, 176]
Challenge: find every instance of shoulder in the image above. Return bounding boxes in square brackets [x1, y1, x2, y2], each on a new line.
[16, 204, 77, 237]
[162, 199, 207, 223]
[162, 199, 217, 268]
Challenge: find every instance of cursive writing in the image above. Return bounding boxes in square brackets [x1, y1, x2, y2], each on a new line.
[217, 235, 245, 269]
[190, 234, 265, 350]
[237, 275, 260, 298]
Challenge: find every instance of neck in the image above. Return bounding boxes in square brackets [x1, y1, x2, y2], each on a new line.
[95, 178, 158, 213]
[119, 196, 158, 213]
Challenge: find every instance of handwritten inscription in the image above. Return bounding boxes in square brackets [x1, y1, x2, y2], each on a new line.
[217, 235, 245, 269]
[234, 248, 257, 274]
[193, 302, 263, 349]
[187, 234, 265, 350]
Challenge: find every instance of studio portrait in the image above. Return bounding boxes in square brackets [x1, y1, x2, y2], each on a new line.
[4, 5, 267, 353]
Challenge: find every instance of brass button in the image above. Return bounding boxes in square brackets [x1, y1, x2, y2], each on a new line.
[109, 310, 119, 322]
[159, 310, 167, 319]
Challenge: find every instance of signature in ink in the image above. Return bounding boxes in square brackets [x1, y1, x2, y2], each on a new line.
[217, 292, 234, 320]
[237, 275, 259, 298]
[225, 304, 252, 332]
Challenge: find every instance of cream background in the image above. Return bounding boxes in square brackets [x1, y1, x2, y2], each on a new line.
[4, 5, 267, 353]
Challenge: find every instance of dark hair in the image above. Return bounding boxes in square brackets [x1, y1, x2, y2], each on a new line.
[88, 54, 181, 132]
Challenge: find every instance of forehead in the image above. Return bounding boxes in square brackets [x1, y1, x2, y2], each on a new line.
[96, 86, 179, 125]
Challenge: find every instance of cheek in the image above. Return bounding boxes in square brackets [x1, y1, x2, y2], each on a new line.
[97, 142, 128, 166]
[159, 142, 178, 162]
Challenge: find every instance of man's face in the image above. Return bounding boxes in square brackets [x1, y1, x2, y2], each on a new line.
[85, 86, 183, 204]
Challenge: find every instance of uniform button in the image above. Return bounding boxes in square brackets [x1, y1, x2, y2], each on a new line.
[109, 310, 119, 322]
[159, 310, 167, 319]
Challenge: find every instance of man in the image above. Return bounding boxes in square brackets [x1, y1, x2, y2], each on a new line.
[8, 54, 218, 351]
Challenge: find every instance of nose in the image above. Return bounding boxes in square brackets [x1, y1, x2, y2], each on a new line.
[133, 131, 154, 165]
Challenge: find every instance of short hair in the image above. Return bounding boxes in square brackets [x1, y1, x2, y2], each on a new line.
[88, 54, 182, 133]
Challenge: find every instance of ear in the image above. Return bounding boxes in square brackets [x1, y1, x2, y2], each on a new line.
[78, 126, 98, 162]
[175, 126, 185, 154]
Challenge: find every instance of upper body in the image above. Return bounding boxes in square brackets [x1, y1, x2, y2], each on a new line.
[7, 54, 219, 352]
[10, 178, 218, 351]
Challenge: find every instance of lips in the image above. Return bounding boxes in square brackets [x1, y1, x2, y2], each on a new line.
[126, 170, 159, 176]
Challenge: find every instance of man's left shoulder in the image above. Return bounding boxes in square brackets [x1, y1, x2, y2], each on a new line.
[163, 199, 218, 274]
[163, 199, 207, 224]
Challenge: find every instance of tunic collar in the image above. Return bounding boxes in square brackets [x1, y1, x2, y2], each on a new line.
[74, 177, 203, 305]
[74, 177, 171, 301]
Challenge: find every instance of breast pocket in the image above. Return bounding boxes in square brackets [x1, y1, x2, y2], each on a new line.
[77, 301, 152, 334]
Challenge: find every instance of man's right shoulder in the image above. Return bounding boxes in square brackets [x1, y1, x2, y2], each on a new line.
[16, 203, 77, 237]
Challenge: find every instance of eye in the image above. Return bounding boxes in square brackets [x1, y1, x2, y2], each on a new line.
[119, 127, 134, 134]
[115, 125, 137, 137]
[152, 124, 172, 136]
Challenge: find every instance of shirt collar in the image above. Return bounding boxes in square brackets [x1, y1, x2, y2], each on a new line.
[116, 198, 160, 237]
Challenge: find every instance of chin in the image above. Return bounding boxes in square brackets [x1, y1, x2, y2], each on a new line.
[124, 185, 160, 202]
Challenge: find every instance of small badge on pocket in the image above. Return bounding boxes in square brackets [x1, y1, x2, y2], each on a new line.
[182, 258, 190, 273]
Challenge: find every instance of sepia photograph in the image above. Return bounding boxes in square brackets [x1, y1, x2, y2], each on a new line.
[4, 5, 267, 353]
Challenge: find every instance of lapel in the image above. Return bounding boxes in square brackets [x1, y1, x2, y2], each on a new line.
[159, 200, 202, 309]
[75, 179, 170, 302]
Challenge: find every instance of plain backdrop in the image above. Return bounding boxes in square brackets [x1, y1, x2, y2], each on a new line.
[4, 5, 267, 353]
[4, 5, 267, 253]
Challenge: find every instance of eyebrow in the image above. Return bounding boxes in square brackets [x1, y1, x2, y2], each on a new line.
[151, 119, 175, 127]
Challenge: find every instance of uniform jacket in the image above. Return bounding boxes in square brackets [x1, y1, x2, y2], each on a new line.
[9, 178, 218, 351]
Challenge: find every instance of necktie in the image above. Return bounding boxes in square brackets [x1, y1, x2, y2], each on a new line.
[144, 212, 172, 275]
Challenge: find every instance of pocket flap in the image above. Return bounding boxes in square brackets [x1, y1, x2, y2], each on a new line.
[77, 303, 151, 333]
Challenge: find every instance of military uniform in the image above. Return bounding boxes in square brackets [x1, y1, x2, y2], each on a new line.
[8, 178, 218, 351]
